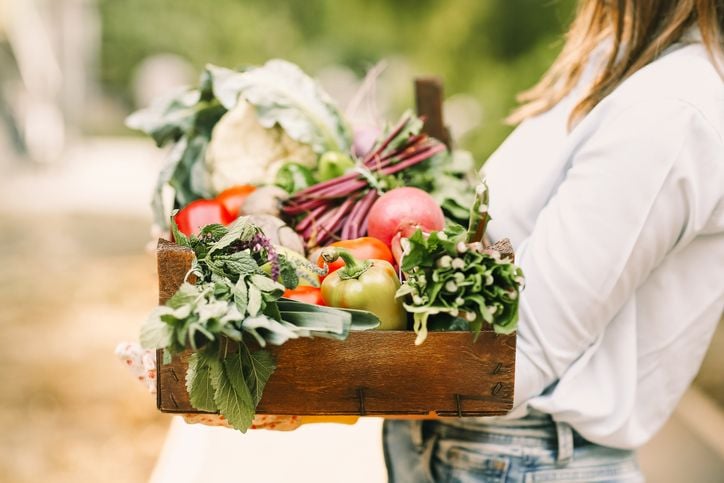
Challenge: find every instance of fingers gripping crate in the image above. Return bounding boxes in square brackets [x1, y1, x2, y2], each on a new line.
[156, 239, 517, 417]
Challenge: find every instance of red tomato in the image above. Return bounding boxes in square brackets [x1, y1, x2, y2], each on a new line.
[316, 237, 394, 281]
[283, 286, 325, 306]
[215, 185, 256, 218]
[174, 199, 234, 237]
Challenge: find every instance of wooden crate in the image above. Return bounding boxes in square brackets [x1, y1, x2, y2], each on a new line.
[155, 78, 516, 418]
[156, 240, 517, 417]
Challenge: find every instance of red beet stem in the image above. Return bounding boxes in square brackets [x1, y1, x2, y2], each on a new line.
[380, 143, 446, 176]
[281, 198, 329, 216]
[295, 205, 326, 232]
[345, 189, 378, 238]
[315, 197, 356, 245]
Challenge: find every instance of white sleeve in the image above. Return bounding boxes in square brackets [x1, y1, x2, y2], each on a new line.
[512, 99, 722, 406]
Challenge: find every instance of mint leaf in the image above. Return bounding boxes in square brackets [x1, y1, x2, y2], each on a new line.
[247, 284, 262, 316]
[198, 223, 228, 239]
[232, 278, 249, 314]
[217, 252, 258, 276]
[250, 274, 284, 294]
[208, 217, 256, 254]
[186, 352, 219, 412]
[211, 350, 255, 432]
[139, 309, 172, 349]
[166, 283, 200, 310]
[240, 343, 275, 405]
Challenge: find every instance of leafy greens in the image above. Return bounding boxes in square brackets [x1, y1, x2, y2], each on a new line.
[396, 223, 525, 345]
[140, 217, 379, 432]
[127, 60, 352, 228]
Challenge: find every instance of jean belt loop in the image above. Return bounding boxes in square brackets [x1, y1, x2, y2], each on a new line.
[409, 420, 425, 453]
[420, 431, 439, 483]
[555, 420, 574, 466]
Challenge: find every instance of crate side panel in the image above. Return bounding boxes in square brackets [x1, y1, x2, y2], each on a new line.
[158, 331, 515, 415]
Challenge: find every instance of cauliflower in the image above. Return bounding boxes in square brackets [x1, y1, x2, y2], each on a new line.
[205, 99, 317, 194]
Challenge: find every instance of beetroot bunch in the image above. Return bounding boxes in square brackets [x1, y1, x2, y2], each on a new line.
[281, 114, 446, 247]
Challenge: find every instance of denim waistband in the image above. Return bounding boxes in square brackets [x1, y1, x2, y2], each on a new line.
[416, 411, 589, 466]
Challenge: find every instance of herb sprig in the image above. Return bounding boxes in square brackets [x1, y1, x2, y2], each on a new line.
[140, 217, 379, 431]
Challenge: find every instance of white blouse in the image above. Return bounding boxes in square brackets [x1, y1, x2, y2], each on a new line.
[482, 40, 724, 449]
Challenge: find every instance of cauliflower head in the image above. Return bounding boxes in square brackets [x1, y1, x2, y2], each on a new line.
[205, 99, 317, 194]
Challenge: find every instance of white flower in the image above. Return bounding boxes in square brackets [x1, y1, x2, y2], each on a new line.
[451, 258, 465, 270]
[205, 100, 317, 193]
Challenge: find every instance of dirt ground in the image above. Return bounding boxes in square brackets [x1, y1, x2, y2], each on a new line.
[0, 213, 171, 483]
[1, 211, 721, 483]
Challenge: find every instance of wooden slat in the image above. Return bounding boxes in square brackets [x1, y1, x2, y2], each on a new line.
[157, 238, 195, 304]
[158, 331, 515, 416]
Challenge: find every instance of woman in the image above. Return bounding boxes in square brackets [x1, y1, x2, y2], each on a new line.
[384, 1, 724, 481]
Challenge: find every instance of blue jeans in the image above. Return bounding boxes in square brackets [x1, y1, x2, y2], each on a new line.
[383, 414, 645, 482]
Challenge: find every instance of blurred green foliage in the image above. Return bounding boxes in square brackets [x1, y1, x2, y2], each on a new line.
[99, 0, 576, 161]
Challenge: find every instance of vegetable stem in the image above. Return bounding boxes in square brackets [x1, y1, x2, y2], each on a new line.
[321, 247, 372, 279]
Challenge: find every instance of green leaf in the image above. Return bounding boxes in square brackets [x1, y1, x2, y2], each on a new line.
[186, 352, 219, 412]
[125, 88, 200, 146]
[247, 284, 262, 316]
[208, 217, 257, 254]
[277, 298, 379, 331]
[217, 251, 258, 277]
[250, 274, 285, 294]
[242, 315, 300, 346]
[198, 223, 228, 239]
[210, 351, 255, 432]
[169, 211, 190, 247]
[279, 310, 348, 337]
[166, 283, 200, 310]
[209, 61, 351, 153]
[240, 343, 275, 406]
[169, 135, 213, 207]
[139, 309, 173, 349]
[195, 299, 229, 323]
[278, 259, 300, 289]
[232, 278, 248, 314]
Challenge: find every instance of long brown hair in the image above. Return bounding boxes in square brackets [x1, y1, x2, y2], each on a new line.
[508, 0, 724, 128]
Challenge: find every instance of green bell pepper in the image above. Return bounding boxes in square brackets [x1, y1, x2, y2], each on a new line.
[317, 151, 355, 181]
[275, 162, 317, 194]
[320, 247, 408, 330]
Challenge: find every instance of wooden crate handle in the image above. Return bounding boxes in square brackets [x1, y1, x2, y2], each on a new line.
[415, 77, 451, 149]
